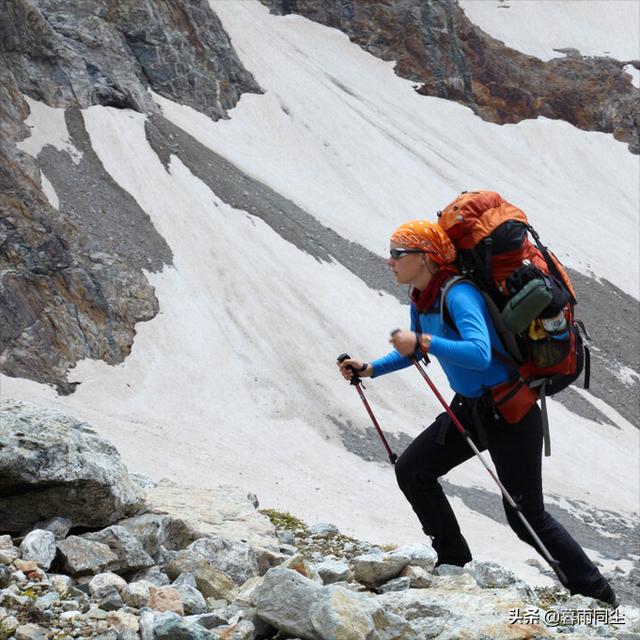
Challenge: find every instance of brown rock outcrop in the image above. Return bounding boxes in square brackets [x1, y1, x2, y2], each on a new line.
[261, 0, 639, 153]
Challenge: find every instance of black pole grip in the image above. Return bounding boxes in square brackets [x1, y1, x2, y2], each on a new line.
[337, 353, 360, 385]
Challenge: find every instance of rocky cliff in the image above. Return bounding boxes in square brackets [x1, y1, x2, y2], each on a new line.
[260, 0, 639, 153]
[0, 0, 261, 392]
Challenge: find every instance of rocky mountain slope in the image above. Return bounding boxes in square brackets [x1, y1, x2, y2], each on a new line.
[0, 0, 638, 612]
[1, 400, 637, 640]
[260, 0, 639, 153]
[0, 0, 259, 392]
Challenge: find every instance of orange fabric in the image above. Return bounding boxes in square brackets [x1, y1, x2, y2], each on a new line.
[391, 220, 458, 270]
[437, 191, 528, 249]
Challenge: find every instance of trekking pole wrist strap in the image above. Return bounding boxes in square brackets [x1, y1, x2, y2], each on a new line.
[354, 362, 369, 373]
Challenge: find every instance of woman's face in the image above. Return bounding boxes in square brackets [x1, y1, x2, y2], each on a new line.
[388, 242, 434, 288]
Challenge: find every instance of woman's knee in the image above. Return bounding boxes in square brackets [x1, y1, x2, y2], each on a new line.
[504, 500, 548, 541]
[394, 450, 415, 491]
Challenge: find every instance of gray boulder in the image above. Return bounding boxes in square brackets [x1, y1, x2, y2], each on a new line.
[463, 560, 520, 589]
[131, 565, 170, 586]
[142, 482, 278, 570]
[379, 576, 411, 593]
[255, 568, 418, 640]
[153, 611, 218, 640]
[183, 537, 260, 586]
[19, 529, 56, 570]
[172, 574, 207, 615]
[315, 559, 352, 585]
[0, 401, 144, 531]
[82, 525, 154, 573]
[56, 536, 118, 576]
[254, 567, 323, 639]
[26, 517, 73, 540]
[309, 523, 339, 538]
[350, 550, 406, 588]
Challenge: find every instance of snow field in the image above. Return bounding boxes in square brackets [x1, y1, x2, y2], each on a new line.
[459, 0, 639, 62]
[4, 0, 638, 586]
[159, 0, 640, 298]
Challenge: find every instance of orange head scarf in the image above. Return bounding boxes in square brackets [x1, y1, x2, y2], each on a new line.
[390, 220, 458, 272]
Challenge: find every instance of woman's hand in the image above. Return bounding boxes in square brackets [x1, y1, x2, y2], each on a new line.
[390, 330, 418, 356]
[337, 358, 373, 380]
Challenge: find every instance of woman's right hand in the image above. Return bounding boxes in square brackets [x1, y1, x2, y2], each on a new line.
[337, 358, 373, 380]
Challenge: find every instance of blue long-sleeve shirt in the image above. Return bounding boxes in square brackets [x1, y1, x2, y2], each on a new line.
[370, 282, 510, 398]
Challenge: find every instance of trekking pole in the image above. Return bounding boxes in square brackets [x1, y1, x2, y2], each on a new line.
[337, 354, 398, 465]
[394, 335, 568, 586]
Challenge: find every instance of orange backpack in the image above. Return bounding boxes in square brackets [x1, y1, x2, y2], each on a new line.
[437, 191, 590, 455]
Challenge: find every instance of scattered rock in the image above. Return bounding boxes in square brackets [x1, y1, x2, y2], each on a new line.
[131, 565, 171, 586]
[27, 517, 73, 540]
[122, 580, 153, 608]
[315, 558, 352, 585]
[280, 553, 322, 583]
[148, 585, 185, 615]
[89, 572, 128, 600]
[144, 482, 278, 567]
[379, 576, 411, 593]
[182, 537, 260, 586]
[309, 523, 339, 538]
[399, 564, 432, 589]
[82, 525, 155, 573]
[57, 536, 119, 576]
[351, 549, 407, 587]
[14, 623, 48, 640]
[164, 551, 237, 601]
[463, 560, 520, 589]
[19, 529, 57, 570]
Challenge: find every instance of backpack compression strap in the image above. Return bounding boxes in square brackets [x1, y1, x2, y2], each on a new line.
[440, 276, 553, 456]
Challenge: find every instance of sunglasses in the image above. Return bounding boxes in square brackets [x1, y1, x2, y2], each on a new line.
[389, 248, 425, 260]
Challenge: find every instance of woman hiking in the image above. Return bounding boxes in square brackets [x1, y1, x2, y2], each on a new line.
[337, 219, 618, 605]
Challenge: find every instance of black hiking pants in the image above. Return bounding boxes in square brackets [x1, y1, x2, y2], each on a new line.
[394, 398, 608, 597]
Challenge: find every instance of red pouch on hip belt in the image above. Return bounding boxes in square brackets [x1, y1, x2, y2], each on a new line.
[490, 377, 539, 424]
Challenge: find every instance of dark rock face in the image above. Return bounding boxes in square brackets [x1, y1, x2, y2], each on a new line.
[0, 73, 161, 392]
[261, 0, 639, 153]
[1, 0, 261, 119]
[0, 0, 260, 391]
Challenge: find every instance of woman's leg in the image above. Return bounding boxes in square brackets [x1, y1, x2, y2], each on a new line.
[486, 404, 614, 599]
[395, 404, 480, 566]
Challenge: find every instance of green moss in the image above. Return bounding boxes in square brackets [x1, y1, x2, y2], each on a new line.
[20, 587, 38, 600]
[532, 586, 569, 609]
[260, 509, 309, 533]
[0, 620, 16, 640]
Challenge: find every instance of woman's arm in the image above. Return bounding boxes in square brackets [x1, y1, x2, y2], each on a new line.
[428, 284, 493, 370]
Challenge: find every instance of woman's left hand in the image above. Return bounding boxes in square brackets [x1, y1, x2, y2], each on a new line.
[390, 330, 418, 356]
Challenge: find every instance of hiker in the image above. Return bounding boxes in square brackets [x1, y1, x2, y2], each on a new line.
[337, 219, 617, 605]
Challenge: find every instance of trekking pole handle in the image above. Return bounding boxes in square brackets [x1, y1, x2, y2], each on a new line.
[337, 353, 360, 385]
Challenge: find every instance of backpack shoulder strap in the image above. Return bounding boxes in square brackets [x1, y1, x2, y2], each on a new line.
[440, 275, 525, 365]
[439, 275, 468, 329]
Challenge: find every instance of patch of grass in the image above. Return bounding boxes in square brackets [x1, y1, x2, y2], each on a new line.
[259, 509, 309, 534]
[259, 508, 366, 561]
[532, 586, 569, 609]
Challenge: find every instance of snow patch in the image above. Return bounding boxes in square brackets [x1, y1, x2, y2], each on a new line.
[40, 171, 59, 209]
[459, 0, 639, 62]
[623, 64, 640, 89]
[17, 96, 82, 163]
